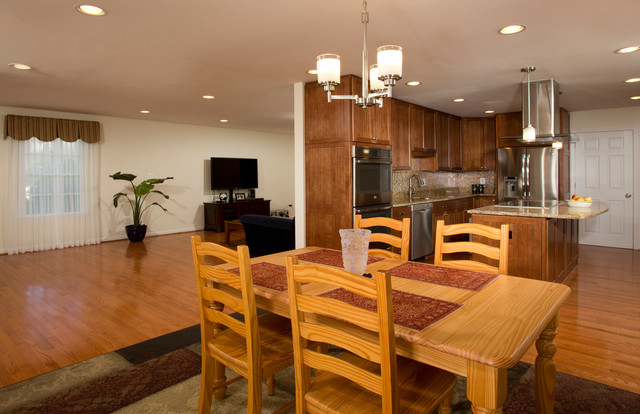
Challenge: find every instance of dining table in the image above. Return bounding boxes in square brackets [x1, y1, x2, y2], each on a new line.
[212, 246, 571, 414]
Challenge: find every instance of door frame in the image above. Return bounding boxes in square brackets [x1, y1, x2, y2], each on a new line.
[570, 128, 638, 250]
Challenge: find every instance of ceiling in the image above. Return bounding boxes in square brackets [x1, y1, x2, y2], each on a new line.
[2, 0, 639, 135]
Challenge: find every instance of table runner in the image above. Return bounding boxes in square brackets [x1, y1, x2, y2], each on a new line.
[319, 288, 462, 332]
[227, 262, 288, 292]
[296, 249, 385, 268]
[389, 261, 499, 291]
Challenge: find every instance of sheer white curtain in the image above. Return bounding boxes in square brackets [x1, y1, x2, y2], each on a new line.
[3, 137, 100, 254]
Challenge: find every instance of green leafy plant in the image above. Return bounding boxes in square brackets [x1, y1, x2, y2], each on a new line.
[110, 172, 174, 226]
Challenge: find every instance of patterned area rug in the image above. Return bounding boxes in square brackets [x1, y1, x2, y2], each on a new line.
[1, 325, 638, 414]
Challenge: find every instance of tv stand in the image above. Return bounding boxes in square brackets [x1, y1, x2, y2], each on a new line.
[204, 199, 270, 232]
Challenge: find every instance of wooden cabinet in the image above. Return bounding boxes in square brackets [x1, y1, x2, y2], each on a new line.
[559, 108, 571, 200]
[353, 77, 391, 145]
[436, 113, 462, 171]
[475, 195, 497, 208]
[418, 109, 438, 171]
[204, 199, 270, 232]
[431, 197, 474, 246]
[462, 117, 497, 171]
[389, 99, 411, 170]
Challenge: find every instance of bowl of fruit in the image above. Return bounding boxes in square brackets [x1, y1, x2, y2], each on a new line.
[567, 195, 593, 208]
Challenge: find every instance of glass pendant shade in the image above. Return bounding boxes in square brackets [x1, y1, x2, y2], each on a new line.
[523, 125, 536, 142]
[316, 54, 341, 84]
[369, 64, 385, 91]
[376, 45, 403, 79]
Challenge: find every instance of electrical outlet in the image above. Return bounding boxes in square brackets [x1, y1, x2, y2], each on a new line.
[124, 217, 131, 225]
[479, 178, 486, 185]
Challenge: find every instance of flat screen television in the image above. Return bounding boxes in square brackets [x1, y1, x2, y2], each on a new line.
[210, 157, 258, 190]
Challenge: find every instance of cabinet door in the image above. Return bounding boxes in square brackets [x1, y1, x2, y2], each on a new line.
[462, 117, 484, 170]
[496, 111, 523, 148]
[418, 109, 438, 171]
[483, 117, 496, 170]
[436, 112, 449, 170]
[352, 77, 390, 145]
[390, 99, 411, 170]
[305, 77, 353, 144]
[448, 116, 462, 170]
[410, 104, 425, 150]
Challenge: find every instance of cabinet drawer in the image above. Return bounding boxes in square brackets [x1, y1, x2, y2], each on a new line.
[393, 206, 411, 220]
[432, 201, 455, 214]
[458, 197, 474, 210]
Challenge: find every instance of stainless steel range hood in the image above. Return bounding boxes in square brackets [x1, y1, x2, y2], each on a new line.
[501, 78, 575, 143]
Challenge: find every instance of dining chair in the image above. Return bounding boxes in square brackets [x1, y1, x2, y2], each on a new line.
[354, 214, 411, 261]
[191, 236, 295, 414]
[434, 220, 509, 274]
[285, 256, 457, 414]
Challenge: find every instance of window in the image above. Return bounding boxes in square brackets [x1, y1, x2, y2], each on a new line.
[22, 139, 84, 216]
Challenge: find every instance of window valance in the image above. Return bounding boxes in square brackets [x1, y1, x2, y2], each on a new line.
[4, 114, 101, 143]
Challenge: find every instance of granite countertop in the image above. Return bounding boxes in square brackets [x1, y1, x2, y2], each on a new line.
[467, 201, 609, 220]
[393, 190, 496, 207]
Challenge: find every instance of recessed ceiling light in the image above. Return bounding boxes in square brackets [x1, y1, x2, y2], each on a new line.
[8, 63, 31, 70]
[406, 81, 422, 86]
[484, 110, 495, 114]
[499, 25, 526, 35]
[140, 110, 150, 114]
[306, 69, 318, 75]
[615, 46, 639, 54]
[631, 96, 640, 100]
[219, 119, 229, 123]
[624, 78, 640, 83]
[76, 5, 106, 16]
[452, 98, 465, 103]
[202, 95, 215, 99]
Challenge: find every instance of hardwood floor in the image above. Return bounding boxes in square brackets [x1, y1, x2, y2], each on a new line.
[1, 233, 639, 396]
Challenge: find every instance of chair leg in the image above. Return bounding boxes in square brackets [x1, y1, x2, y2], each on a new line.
[436, 389, 454, 414]
[267, 375, 275, 395]
[247, 375, 263, 414]
[198, 354, 215, 414]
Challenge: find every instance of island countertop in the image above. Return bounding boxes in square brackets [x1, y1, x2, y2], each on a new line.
[467, 201, 609, 220]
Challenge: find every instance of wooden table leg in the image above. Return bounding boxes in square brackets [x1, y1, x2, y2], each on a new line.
[535, 315, 559, 414]
[466, 361, 507, 413]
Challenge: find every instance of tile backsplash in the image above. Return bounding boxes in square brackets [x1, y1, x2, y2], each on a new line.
[393, 161, 496, 197]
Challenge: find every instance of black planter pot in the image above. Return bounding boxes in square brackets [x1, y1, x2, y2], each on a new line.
[125, 224, 147, 242]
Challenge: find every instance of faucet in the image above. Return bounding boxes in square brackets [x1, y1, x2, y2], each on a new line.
[409, 173, 426, 199]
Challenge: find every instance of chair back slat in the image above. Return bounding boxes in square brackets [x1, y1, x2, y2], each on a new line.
[434, 220, 509, 275]
[199, 266, 243, 290]
[301, 347, 383, 392]
[354, 214, 411, 262]
[286, 255, 398, 413]
[204, 307, 248, 337]
[202, 287, 244, 315]
[297, 295, 380, 332]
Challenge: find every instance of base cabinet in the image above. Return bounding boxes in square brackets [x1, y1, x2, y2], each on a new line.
[204, 199, 270, 232]
[472, 214, 578, 282]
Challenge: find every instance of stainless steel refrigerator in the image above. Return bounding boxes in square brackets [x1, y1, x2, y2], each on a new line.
[497, 146, 559, 202]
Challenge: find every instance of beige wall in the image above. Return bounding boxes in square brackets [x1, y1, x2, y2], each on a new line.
[1, 106, 294, 246]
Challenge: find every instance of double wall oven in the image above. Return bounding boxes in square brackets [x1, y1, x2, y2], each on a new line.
[352, 145, 393, 222]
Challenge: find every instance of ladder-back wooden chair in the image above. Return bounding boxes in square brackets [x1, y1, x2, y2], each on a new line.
[354, 214, 411, 261]
[434, 220, 509, 274]
[191, 236, 295, 414]
[285, 256, 456, 414]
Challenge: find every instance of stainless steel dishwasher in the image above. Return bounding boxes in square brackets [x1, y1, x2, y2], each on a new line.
[410, 203, 433, 260]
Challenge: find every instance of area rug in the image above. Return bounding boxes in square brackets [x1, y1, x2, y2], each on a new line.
[1, 325, 638, 414]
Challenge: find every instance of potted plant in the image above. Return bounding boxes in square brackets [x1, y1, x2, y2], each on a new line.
[110, 171, 174, 242]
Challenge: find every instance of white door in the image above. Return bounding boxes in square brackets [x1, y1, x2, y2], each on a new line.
[574, 130, 634, 248]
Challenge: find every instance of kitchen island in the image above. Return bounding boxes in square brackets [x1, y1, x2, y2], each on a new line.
[468, 202, 608, 283]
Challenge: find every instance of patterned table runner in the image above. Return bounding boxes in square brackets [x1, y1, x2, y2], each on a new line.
[227, 262, 288, 292]
[296, 249, 385, 268]
[389, 261, 498, 291]
[319, 288, 462, 332]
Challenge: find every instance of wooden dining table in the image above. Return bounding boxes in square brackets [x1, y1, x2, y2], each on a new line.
[212, 246, 571, 414]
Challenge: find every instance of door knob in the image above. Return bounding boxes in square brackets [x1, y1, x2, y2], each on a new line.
[625, 193, 632, 198]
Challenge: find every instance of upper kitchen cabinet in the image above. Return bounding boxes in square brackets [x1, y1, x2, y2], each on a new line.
[305, 75, 390, 145]
[389, 99, 411, 169]
[462, 117, 496, 170]
[437, 112, 462, 171]
[352, 77, 391, 146]
[495, 111, 524, 148]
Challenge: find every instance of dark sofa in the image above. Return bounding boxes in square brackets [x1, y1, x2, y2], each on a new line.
[240, 214, 295, 257]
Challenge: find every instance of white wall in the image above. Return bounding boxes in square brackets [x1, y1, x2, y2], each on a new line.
[570, 106, 640, 249]
[1, 106, 295, 245]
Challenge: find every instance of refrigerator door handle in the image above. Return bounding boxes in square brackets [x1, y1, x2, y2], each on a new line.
[526, 154, 531, 197]
[521, 154, 527, 197]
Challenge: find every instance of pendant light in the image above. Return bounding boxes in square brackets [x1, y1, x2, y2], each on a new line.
[522, 67, 536, 142]
[315, 1, 402, 108]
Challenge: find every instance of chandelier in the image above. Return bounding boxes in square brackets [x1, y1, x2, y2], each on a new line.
[522, 66, 536, 142]
[315, 0, 403, 108]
